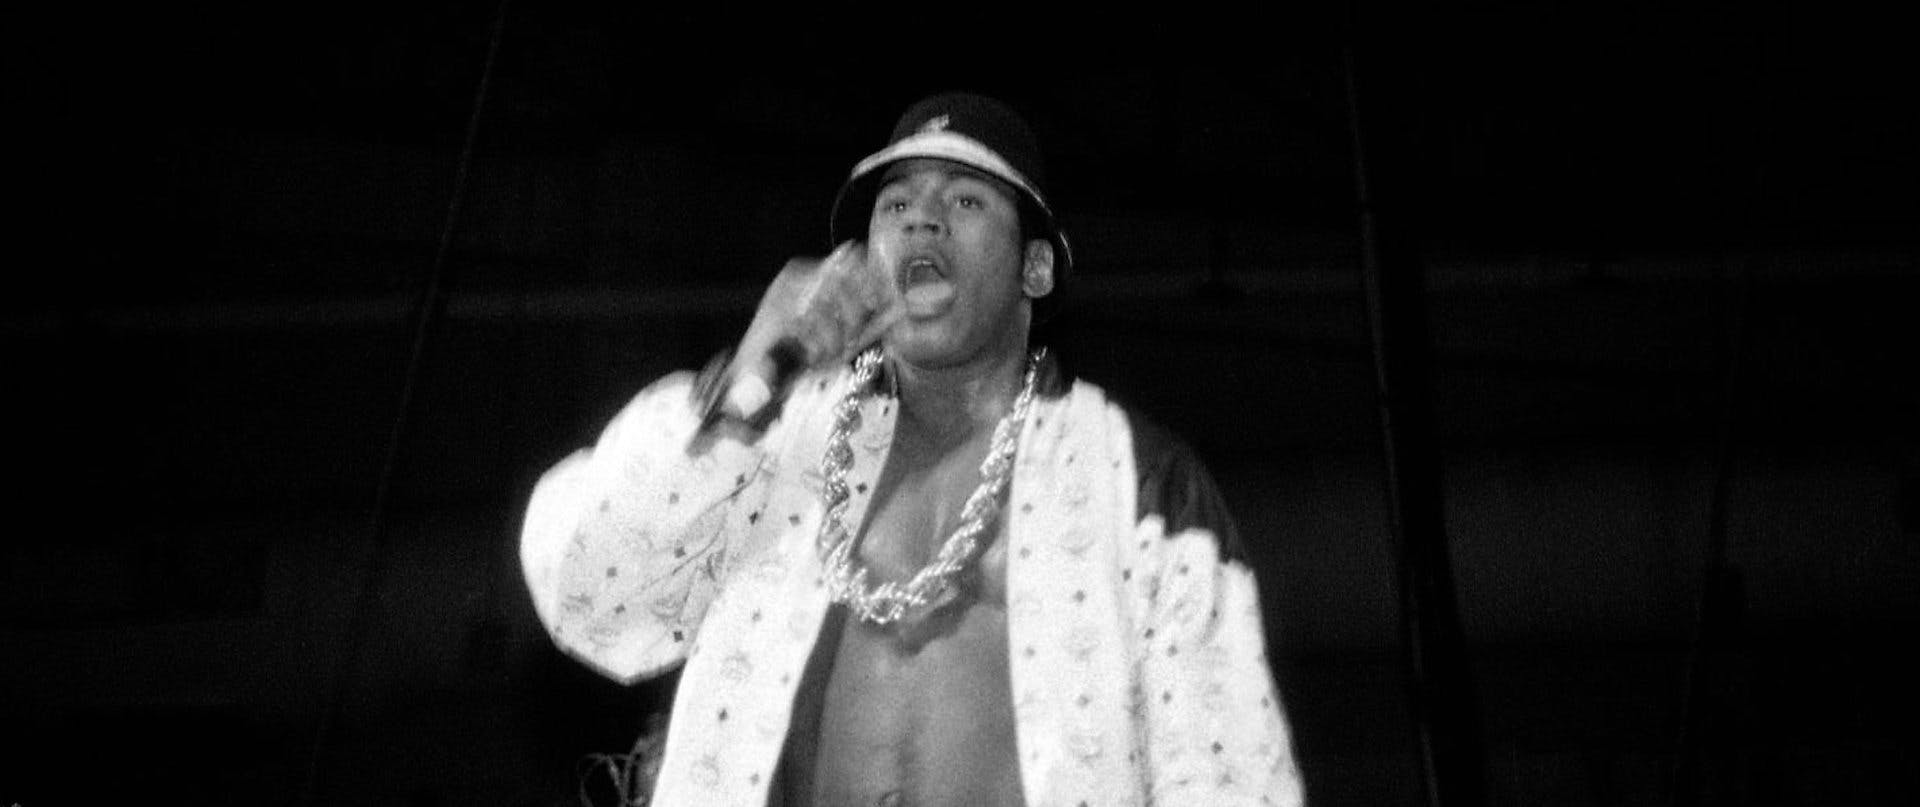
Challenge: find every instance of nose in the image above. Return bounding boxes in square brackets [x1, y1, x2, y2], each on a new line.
[900, 192, 945, 237]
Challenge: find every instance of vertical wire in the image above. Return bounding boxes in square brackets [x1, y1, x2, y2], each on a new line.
[1341, 4, 1488, 803]
[1666, 259, 1755, 807]
[295, 1, 514, 804]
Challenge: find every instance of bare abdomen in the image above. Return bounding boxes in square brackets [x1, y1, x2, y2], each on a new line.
[783, 598, 1026, 807]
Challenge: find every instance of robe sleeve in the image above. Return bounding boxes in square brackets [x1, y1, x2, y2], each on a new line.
[518, 367, 783, 684]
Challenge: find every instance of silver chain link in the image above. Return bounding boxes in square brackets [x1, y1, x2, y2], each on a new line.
[816, 346, 1044, 625]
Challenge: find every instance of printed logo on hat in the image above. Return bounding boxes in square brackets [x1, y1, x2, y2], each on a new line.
[918, 114, 950, 135]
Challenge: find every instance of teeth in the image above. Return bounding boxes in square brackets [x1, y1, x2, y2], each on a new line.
[904, 256, 941, 282]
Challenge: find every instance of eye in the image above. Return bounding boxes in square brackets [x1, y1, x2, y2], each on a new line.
[955, 194, 983, 210]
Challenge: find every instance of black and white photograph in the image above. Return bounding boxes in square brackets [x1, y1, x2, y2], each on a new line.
[5, 3, 1915, 805]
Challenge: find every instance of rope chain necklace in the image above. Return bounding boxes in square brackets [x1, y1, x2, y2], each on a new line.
[817, 345, 1045, 625]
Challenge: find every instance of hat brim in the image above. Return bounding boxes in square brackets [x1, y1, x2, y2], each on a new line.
[829, 130, 1074, 278]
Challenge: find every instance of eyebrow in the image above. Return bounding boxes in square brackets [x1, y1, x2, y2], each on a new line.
[876, 164, 1014, 196]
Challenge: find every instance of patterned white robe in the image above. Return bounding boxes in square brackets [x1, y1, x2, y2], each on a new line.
[521, 358, 1305, 806]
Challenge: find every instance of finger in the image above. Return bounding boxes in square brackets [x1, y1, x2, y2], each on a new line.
[861, 245, 900, 316]
[794, 279, 858, 357]
[843, 299, 905, 362]
[787, 265, 835, 331]
[821, 244, 887, 342]
[783, 242, 879, 365]
[825, 241, 895, 324]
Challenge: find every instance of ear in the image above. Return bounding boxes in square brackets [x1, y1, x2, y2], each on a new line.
[1021, 239, 1055, 298]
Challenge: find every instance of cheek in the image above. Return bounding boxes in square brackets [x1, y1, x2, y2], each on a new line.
[959, 219, 1024, 271]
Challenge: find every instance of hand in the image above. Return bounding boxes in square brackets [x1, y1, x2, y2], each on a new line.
[731, 241, 902, 401]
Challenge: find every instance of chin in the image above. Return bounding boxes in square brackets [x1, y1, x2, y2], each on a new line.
[883, 329, 968, 369]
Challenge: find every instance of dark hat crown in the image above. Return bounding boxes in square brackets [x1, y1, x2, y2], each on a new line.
[884, 93, 1049, 195]
[829, 92, 1073, 295]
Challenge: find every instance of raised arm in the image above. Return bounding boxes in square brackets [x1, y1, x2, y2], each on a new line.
[519, 368, 775, 683]
[521, 242, 898, 683]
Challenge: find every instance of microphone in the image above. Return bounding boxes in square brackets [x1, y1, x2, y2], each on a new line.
[721, 337, 809, 423]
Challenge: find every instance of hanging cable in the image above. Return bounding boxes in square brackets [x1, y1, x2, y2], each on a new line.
[295, 1, 515, 804]
[1666, 259, 1756, 807]
[1340, 4, 1489, 804]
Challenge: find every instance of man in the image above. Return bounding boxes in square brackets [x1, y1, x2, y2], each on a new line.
[521, 93, 1304, 806]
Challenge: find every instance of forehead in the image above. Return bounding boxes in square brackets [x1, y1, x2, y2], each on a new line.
[876, 158, 1018, 198]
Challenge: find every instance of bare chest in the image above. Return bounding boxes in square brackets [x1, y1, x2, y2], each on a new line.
[856, 443, 1013, 604]
[780, 438, 1026, 806]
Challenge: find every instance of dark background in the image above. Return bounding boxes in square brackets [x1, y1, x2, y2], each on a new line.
[4, 3, 1915, 805]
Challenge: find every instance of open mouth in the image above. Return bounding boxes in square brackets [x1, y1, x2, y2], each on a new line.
[898, 252, 955, 313]
[900, 253, 946, 287]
